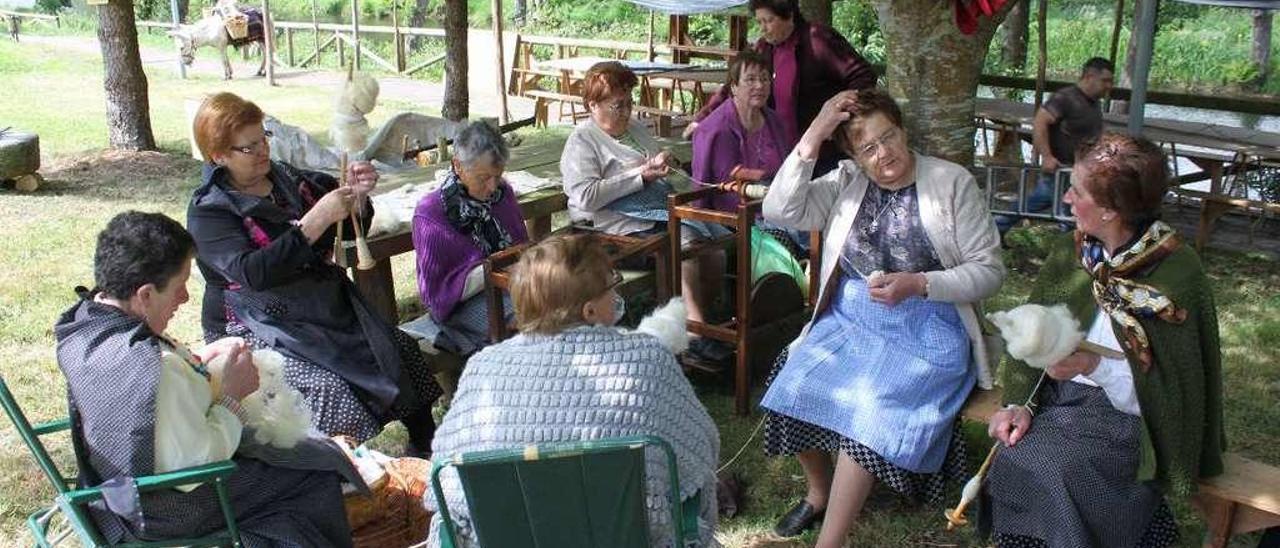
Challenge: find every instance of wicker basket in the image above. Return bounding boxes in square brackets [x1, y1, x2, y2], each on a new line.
[224, 15, 249, 40]
[345, 457, 431, 547]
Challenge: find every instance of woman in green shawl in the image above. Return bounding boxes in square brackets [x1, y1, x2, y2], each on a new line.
[984, 132, 1225, 548]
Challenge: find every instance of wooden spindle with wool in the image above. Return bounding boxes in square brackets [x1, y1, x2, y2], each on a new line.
[340, 152, 376, 270]
[333, 155, 348, 268]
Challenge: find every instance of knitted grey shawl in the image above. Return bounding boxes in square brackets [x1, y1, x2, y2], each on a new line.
[426, 325, 720, 547]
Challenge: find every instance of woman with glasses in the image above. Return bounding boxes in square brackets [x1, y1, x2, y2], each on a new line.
[686, 0, 875, 175]
[186, 92, 442, 453]
[691, 51, 795, 212]
[425, 234, 720, 548]
[758, 88, 1004, 546]
[561, 60, 729, 363]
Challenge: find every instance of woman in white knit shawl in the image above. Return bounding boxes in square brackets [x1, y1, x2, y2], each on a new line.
[426, 234, 720, 547]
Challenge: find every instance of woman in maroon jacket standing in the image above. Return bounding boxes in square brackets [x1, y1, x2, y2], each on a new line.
[686, 0, 876, 174]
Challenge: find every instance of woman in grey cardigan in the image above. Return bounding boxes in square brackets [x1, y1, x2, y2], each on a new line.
[426, 235, 720, 548]
[560, 61, 730, 363]
[758, 89, 1004, 546]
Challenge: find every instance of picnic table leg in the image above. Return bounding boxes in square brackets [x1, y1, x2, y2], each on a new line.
[353, 259, 398, 324]
[1195, 493, 1236, 548]
[1188, 158, 1225, 252]
[525, 216, 552, 240]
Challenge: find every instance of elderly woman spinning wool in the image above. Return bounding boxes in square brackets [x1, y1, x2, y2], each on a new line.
[55, 211, 355, 546]
[412, 121, 528, 356]
[561, 60, 731, 363]
[983, 133, 1224, 548]
[186, 92, 442, 452]
[425, 234, 720, 548]
[757, 88, 1004, 546]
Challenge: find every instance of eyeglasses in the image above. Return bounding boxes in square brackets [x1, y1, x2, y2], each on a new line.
[604, 99, 633, 115]
[855, 127, 900, 160]
[229, 130, 274, 156]
[738, 75, 771, 87]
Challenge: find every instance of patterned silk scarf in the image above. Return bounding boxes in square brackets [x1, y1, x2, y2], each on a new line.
[440, 167, 513, 256]
[1076, 220, 1187, 371]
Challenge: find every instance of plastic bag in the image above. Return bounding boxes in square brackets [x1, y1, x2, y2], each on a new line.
[750, 227, 807, 295]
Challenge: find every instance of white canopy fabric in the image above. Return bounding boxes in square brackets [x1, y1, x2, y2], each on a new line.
[623, 0, 746, 15]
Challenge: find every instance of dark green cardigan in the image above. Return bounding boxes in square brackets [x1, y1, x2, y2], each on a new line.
[999, 233, 1226, 497]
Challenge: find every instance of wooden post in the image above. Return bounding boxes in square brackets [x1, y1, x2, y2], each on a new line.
[285, 27, 294, 66]
[169, 0, 185, 78]
[1106, 0, 1125, 111]
[492, 0, 509, 124]
[647, 9, 655, 62]
[351, 0, 361, 71]
[310, 0, 320, 65]
[392, 0, 404, 73]
[263, 0, 276, 85]
[337, 30, 345, 66]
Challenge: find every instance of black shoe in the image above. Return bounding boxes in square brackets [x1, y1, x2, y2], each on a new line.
[773, 499, 824, 537]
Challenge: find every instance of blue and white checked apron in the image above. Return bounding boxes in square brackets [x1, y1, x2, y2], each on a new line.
[759, 275, 974, 473]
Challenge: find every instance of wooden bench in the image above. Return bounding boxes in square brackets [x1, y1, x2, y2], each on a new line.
[1169, 187, 1280, 252]
[959, 387, 1280, 547]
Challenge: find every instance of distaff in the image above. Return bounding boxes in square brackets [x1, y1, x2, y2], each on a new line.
[330, 66, 380, 270]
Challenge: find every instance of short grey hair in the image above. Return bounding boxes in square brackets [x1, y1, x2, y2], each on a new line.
[452, 121, 510, 169]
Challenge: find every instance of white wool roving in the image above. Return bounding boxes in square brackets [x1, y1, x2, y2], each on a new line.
[238, 349, 314, 448]
[329, 72, 381, 154]
[633, 297, 690, 354]
[986, 304, 1084, 370]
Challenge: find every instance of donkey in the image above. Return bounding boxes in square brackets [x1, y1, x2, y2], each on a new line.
[167, 5, 265, 80]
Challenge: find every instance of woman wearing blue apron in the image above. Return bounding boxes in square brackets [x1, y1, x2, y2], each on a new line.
[759, 88, 1005, 548]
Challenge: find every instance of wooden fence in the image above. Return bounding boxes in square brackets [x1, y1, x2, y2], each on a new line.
[137, 16, 448, 76]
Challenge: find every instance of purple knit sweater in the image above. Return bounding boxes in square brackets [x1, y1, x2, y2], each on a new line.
[412, 182, 528, 322]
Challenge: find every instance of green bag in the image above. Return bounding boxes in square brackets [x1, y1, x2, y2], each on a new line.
[750, 227, 807, 295]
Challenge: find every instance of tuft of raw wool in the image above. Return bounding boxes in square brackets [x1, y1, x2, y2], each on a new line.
[986, 304, 1084, 370]
[207, 349, 314, 448]
[633, 297, 689, 354]
[329, 72, 381, 154]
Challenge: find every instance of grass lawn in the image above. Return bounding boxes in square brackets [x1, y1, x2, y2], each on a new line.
[2, 37, 1278, 547]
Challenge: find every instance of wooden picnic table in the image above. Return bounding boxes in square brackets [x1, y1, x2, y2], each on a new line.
[345, 135, 693, 324]
[975, 97, 1280, 250]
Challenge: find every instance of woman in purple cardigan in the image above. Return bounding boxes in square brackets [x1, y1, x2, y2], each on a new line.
[687, 0, 875, 175]
[692, 51, 796, 212]
[412, 121, 529, 356]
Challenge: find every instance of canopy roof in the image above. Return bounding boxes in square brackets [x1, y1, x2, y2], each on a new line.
[623, 0, 745, 15]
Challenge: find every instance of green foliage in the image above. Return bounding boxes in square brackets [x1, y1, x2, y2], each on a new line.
[1002, 2, 1280, 95]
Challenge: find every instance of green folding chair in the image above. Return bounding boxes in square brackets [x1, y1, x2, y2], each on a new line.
[430, 435, 701, 548]
[0, 374, 243, 547]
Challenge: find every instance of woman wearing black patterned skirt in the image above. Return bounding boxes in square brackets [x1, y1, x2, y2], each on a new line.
[984, 133, 1225, 548]
[758, 88, 1004, 547]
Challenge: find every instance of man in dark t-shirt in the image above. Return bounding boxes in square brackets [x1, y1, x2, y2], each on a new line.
[997, 57, 1114, 234]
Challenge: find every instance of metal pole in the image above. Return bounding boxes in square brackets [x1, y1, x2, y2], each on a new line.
[351, 0, 361, 71]
[170, 0, 185, 78]
[1127, 0, 1157, 136]
[1105, 0, 1125, 111]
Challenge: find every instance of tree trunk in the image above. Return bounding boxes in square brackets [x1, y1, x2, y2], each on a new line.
[442, 0, 468, 121]
[407, 0, 431, 49]
[176, 0, 189, 23]
[97, 0, 156, 151]
[872, 0, 1013, 165]
[513, 0, 527, 25]
[798, 0, 831, 26]
[1251, 9, 1272, 90]
[1111, 0, 1160, 114]
[1000, 0, 1029, 72]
